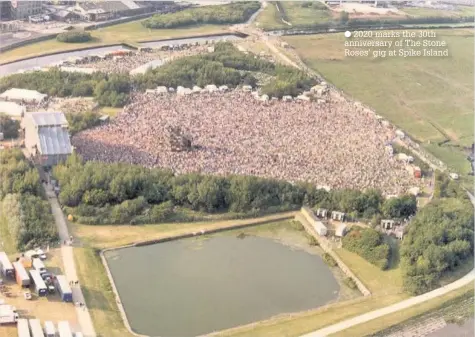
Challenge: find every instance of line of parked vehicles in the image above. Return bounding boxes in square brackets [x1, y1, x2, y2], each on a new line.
[17, 318, 82, 337]
[0, 249, 76, 336]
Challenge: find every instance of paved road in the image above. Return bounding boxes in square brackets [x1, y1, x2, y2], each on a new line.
[300, 191, 475, 337]
[45, 183, 97, 337]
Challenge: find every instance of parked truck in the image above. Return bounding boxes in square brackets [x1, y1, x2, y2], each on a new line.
[29, 319, 45, 337]
[0, 305, 19, 324]
[12, 261, 30, 287]
[17, 318, 31, 337]
[32, 258, 47, 275]
[58, 321, 73, 337]
[29, 270, 47, 297]
[0, 252, 14, 278]
[55, 275, 72, 302]
[44, 321, 55, 337]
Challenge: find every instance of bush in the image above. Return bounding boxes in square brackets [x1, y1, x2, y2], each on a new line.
[343, 277, 357, 289]
[307, 234, 318, 246]
[401, 198, 474, 295]
[57, 31, 92, 43]
[342, 228, 390, 270]
[0, 114, 20, 139]
[323, 253, 337, 267]
[142, 2, 260, 29]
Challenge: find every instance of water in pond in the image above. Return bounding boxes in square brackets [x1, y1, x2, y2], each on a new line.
[105, 235, 339, 337]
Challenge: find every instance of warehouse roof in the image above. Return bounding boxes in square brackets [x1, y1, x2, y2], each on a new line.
[37, 126, 72, 155]
[29, 112, 68, 127]
[0, 88, 47, 103]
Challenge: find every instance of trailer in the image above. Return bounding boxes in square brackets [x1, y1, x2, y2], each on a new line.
[12, 261, 30, 287]
[0, 252, 14, 278]
[29, 319, 45, 337]
[74, 332, 84, 337]
[55, 275, 72, 302]
[0, 305, 19, 324]
[44, 321, 55, 337]
[57, 321, 73, 337]
[29, 270, 47, 297]
[17, 318, 31, 337]
[32, 258, 47, 275]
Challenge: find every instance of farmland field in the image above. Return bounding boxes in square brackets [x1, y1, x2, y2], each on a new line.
[283, 29, 474, 174]
[401, 5, 474, 18]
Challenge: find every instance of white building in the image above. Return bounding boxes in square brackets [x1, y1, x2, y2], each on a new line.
[0, 88, 47, 104]
[0, 101, 25, 119]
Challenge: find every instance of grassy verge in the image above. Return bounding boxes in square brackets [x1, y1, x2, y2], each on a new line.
[99, 106, 122, 118]
[280, 2, 332, 26]
[329, 284, 474, 337]
[401, 5, 474, 18]
[0, 22, 226, 63]
[254, 2, 288, 30]
[75, 247, 132, 337]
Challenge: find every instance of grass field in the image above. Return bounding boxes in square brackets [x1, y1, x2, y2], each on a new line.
[330, 284, 474, 337]
[0, 22, 226, 63]
[281, 2, 332, 26]
[283, 29, 474, 173]
[255, 2, 288, 30]
[402, 5, 474, 18]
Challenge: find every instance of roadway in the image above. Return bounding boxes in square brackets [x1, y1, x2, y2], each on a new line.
[45, 183, 96, 337]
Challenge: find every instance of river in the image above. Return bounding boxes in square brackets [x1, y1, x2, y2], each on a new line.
[104, 235, 339, 337]
[0, 34, 241, 77]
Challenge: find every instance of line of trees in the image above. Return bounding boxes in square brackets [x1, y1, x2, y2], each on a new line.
[56, 31, 92, 43]
[342, 227, 391, 270]
[142, 2, 260, 29]
[0, 70, 131, 107]
[0, 150, 58, 250]
[52, 154, 417, 225]
[0, 43, 316, 103]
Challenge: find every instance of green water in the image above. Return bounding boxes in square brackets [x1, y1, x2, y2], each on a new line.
[105, 235, 339, 337]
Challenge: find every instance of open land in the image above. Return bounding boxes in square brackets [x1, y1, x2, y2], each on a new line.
[401, 5, 474, 18]
[72, 91, 420, 195]
[0, 21, 226, 64]
[282, 29, 474, 174]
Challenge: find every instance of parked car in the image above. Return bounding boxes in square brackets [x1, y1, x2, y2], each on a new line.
[23, 291, 32, 300]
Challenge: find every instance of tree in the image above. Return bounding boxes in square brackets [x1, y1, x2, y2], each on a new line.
[0, 115, 20, 139]
[340, 11, 349, 24]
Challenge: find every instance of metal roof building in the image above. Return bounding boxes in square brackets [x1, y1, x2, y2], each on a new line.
[24, 112, 72, 167]
[0, 88, 47, 104]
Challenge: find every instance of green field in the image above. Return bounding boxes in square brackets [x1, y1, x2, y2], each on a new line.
[0, 21, 226, 63]
[256, 1, 332, 30]
[402, 5, 474, 18]
[283, 29, 474, 174]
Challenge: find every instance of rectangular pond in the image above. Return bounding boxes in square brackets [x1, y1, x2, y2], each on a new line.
[104, 235, 339, 337]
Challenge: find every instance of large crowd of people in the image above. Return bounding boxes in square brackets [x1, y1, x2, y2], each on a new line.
[72, 89, 420, 195]
[74, 46, 209, 74]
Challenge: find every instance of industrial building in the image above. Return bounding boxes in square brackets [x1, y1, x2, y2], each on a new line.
[7, 0, 43, 20]
[23, 112, 73, 167]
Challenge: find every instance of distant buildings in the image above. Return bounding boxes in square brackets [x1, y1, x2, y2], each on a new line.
[23, 111, 73, 167]
[10, 0, 43, 20]
[74, 0, 151, 21]
[0, 88, 47, 104]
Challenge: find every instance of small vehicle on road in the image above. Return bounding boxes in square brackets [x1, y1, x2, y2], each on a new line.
[23, 291, 32, 300]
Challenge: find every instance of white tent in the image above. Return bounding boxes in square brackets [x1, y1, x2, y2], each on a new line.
[0, 88, 47, 103]
[0, 101, 26, 118]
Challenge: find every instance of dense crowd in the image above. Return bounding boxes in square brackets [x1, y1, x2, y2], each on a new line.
[75, 46, 209, 74]
[72, 90, 420, 195]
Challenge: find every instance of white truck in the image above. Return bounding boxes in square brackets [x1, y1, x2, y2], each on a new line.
[0, 304, 19, 324]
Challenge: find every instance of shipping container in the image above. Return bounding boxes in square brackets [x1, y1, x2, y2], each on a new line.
[17, 318, 31, 337]
[74, 332, 84, 337]
[29, 270, 47, 297]
[12, 261, 30, 287]
[29, 319, 45, 337]
[57, 321, 73, 337]
[55, 275, 72, 302]
[0, 305, 19, 324]
[32, 258, 47, 275]
[0, 252, 14, 278]
[44, 321, 55, 337]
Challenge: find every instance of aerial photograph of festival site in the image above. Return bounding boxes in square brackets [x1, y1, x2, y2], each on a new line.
[0, 0, 473, 336]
